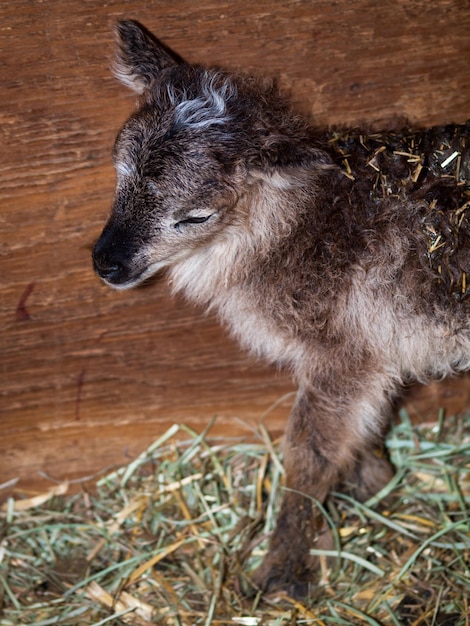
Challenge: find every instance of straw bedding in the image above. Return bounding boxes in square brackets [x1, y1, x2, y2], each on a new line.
[1, 411, 468, 625]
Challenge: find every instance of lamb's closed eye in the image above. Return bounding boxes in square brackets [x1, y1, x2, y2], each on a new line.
[176, 214, 212, 226]
[173, 214, 213, 233]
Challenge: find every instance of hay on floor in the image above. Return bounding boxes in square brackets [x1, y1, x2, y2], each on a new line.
[0, 412, 469, 625]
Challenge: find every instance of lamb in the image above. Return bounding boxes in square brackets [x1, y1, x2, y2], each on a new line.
[92, 19, 470, 597]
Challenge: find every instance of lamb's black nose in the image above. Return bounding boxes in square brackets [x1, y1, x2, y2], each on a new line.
[92, 246, 124, 283]
[93, 257, 123, 282]
[92, 226, 133, 285]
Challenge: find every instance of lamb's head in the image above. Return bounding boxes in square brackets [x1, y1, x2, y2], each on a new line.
[93, 22, 246, 289]
[93, 20, 320, 289]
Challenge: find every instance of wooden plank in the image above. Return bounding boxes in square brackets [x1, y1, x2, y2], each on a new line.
[1, 0, 469, 493]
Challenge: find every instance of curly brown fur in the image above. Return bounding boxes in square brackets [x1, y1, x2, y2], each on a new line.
[93, 20, 470, 597]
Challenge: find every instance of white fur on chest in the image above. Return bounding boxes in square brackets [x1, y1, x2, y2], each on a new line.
[169, 238, 304, 369]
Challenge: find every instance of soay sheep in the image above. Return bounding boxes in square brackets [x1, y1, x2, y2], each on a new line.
[93, 20, 470, 597]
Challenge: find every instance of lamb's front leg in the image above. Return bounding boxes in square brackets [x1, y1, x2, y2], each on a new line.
[252, 385, 390, 597]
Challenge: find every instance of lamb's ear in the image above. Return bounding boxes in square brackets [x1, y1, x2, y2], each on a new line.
[113, 20, 182, 94]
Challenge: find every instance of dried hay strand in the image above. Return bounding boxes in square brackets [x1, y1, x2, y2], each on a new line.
[0, 412, 469, 625]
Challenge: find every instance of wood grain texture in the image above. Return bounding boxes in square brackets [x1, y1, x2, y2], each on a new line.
[1, 0, 469, 493]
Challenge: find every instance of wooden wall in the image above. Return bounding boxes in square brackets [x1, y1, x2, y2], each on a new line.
[2, 0, 470, 494]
